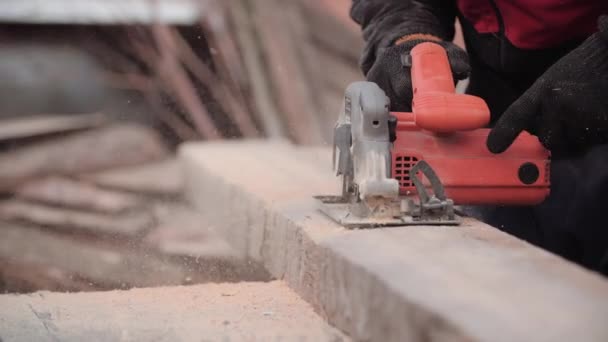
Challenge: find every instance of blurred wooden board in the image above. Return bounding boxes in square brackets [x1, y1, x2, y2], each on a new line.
[0, 221, 271, 291]
[0, 257, 97, 293]
[0, 124, 168, 192]
[82, 158, 183, 197]
[0, 0, 205, 25]
[0, 113, 106, 142]
[0, 200, 154, 237]
[0, 223, 187, 288]
[16, 177, 143, 214]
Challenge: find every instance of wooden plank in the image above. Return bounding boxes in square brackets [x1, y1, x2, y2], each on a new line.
[0, 281, 348, 341]
[0, 258, 98, 293]
[299, 1, 363, 62]
[302, 42, 362, 143]
[149, 26, 221, 140]
[16, 177, 143, 214]
[223, 0, 285, 139]
[0, 113, 106, 142]
[252, 0, 323, 144]
[316, 88, 345, 143]
[156, 25, 260, 139]
[143, 202, 271, 282]
[0, 223, 188, 288]
[0, 201, 154, 238]
[180, 141, 608, 342]
[0, 124, 168, 192]
[311, 44, 363, 94]
[313, 0, 361, 31]
[81, 159, 184, 197]
[144, 204, 242, 259]
[0, 0, 205, 25]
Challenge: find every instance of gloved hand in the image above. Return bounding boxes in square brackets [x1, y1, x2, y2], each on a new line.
[366, 38, 470, 112]
[487, 16, 608, 156]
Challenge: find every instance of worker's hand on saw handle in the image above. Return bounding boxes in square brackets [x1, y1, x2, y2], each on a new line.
[487, 16, 608, 156]
[366, 37, 470, 112]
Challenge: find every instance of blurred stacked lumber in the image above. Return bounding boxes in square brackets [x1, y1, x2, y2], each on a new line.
[0, 1, 363, 144]
[64, 0, 364, 145]
[206, 0, 364, 144]
[0, 0, 366, 293]
[0, 1, 263, 144]
[0, 125, 269, 293]
[79, 24, 261, 142]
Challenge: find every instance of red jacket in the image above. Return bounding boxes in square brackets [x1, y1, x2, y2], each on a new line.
[352, 0, 608, 74]
[458, 0, 608, 49]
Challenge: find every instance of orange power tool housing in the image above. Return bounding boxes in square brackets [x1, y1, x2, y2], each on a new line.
[391, 43, 550, 205]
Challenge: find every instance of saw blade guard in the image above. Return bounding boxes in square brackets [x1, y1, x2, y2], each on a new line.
[339, 82, 399, 200]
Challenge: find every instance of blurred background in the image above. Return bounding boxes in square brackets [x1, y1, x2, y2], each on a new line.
[0, 0, 363, 293]
[0, 0, 362, 146]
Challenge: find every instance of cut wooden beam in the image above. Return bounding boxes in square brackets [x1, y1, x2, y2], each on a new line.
[0, 281, 348, 341]
[180, 141, 608, 342]
[0, 124, 168, 192]
[0, 201, 154, 238]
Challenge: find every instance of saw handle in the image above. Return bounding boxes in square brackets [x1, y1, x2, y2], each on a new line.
[407, 42, 490, 133]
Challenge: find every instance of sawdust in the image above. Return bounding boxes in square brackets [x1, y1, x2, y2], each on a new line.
[0, 281, 348, 341]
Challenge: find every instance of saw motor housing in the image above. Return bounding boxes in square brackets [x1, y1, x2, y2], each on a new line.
[392, 42, 550, 205]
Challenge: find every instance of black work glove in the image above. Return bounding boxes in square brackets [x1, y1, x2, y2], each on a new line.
[487, 16, 608, 156]
[366, 39, 470, 112]
[351, 0, 462, 112]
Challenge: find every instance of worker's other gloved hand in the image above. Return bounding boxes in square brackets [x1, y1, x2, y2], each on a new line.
[487, 16, 608, 156]
[366, 37, 470, 112]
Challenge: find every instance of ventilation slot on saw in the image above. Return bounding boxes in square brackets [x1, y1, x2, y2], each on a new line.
[393, 155, 419, 189]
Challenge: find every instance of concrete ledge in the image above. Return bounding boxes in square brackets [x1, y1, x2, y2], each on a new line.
[180, 141, 608, 342]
